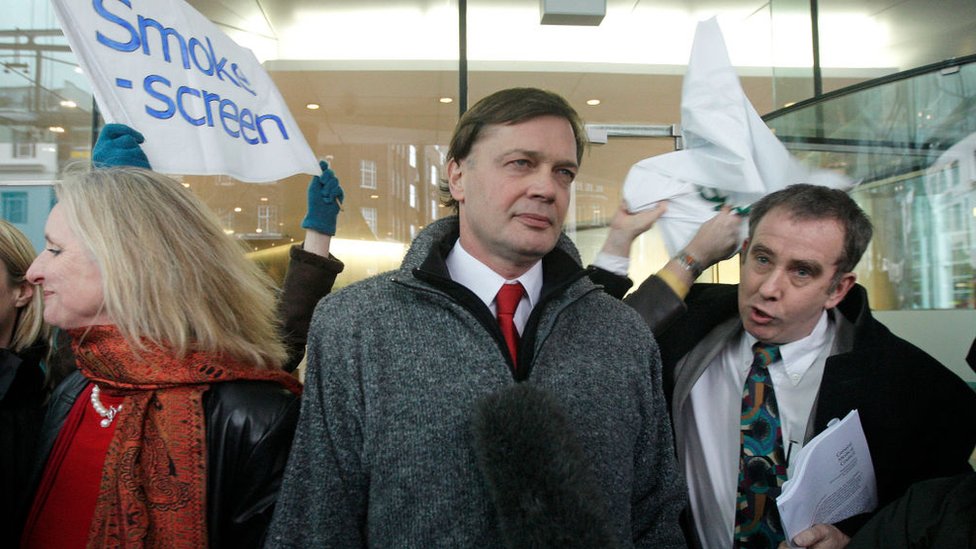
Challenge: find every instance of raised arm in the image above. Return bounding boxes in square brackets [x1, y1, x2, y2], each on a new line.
[590, 201, 744, 334]
[625, 205, 743, 334]
[279, 160, 345, 372]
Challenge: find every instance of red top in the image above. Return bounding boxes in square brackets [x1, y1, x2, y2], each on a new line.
[21, 384, 123, 549]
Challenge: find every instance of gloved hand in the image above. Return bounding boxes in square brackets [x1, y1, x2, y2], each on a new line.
[91, 123, 152, 169]
[301, 160, 344, 236]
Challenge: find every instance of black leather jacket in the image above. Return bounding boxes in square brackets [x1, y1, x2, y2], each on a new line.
[22, 369, 300, 548]
[1, 344, 47, 542]
[19, 247, 338, 545]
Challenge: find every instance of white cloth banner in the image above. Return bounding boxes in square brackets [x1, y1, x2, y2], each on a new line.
[52, 0, 319, 182]
[622, 17, 852, 256]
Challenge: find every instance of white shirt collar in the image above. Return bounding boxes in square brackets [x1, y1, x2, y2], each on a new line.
[444, 239, 542, 329]
[740, 310, 831, 387]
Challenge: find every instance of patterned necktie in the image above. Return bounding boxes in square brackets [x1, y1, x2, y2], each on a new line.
[734, 342, 787, 549]
[495, 282, 524, 370]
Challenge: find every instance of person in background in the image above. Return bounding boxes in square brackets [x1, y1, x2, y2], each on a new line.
[19, 167, 302, 548]
[266, 87, 687, 548]
[0, 220, 49, 541]
[595, 184, 976, 549]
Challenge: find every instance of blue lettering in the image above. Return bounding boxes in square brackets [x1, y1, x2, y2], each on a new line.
[218, 99, 240, 137]
[256, 113, 288, 144]
[141, 81, 285, 145]
[201, 90, 222, 127]
[232, 63, 257, 96]
[94, 0, 139, 52]
[176, 86, 205, 126]
[94, 3, 260, 102]
[137, 15, 190, 68]
[239, 109, 259, 144]
[208, 38, 239, 88]
[143, 74, 175, 119]
[188, 37, 214, 76]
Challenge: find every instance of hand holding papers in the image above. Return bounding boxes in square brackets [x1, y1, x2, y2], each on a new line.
[776, 410, 878, 545]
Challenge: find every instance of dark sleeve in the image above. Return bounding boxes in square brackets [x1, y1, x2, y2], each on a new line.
[205, 382, 301, 549]
[846, 473, 976, 549]
[587, 266, 633, 299]
[0, 352, 45, 542]
[967, 336, 975, 372]
[832, 513, 872, 540]
[623, 274, 688, 337]
[815, 334, 976, 539]
[279, 245, 344, 372]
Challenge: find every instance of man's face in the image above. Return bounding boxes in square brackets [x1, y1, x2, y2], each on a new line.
[447, 115, 578, 277]
[737, 207, 856, 344]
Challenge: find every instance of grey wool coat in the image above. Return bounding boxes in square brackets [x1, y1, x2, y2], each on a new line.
[266, 216, 687, 548]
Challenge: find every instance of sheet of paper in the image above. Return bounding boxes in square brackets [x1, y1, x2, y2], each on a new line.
[776, 409, 878, 544]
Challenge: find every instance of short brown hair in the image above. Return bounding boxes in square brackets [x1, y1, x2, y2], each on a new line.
[748, 184, 873, 286]
[439, 88, 587, 210]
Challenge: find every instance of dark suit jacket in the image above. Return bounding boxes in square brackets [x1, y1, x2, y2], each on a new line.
[847, 472, 976, 549]
[621, 276, 976, 541]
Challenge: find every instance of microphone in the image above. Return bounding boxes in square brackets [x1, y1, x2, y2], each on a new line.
[471, 383, 616, 548]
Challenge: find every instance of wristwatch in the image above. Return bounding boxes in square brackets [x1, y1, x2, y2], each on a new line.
[674, 249, 704, 280]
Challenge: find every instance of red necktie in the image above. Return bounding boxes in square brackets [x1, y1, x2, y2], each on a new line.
[495, 282, 525, 370]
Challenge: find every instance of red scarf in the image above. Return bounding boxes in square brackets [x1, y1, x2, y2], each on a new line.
[71, 325, 301, 549]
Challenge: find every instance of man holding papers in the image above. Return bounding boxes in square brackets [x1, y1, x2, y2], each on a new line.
[596, 184, 976, 549]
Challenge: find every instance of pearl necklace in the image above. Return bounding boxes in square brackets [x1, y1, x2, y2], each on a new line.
[90, 384, 122, 428]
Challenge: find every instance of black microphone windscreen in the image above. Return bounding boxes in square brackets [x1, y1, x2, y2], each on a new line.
[471, 383, 617, 549]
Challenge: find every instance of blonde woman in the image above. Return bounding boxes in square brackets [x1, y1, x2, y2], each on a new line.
[20, 167, 302, 548]
[0, 220, 49, 541]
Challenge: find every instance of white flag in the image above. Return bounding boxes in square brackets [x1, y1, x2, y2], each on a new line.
[623, 17, 851, 255]
[52, 0, 319, 182]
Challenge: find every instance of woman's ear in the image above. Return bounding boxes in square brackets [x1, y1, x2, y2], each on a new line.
[14, 281, 33, 308]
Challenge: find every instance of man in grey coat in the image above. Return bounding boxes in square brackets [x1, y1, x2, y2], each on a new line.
[267, 87, 687, 548]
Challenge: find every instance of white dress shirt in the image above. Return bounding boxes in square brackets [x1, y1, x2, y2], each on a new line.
[679, 311, 835, 549]
[591, 251, 629, 277]
[444, 239, 543, 333]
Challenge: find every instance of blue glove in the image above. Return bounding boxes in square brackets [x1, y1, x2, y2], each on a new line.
[301, 160, 344, 236]
[91, 123, 152, 169]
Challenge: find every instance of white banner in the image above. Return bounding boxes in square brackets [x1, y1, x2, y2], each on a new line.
[52, 0, 319, 182]
[623, 17, 851, 256]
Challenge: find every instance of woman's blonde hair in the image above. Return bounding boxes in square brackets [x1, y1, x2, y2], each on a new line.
[0, 220, 47, 352]
[56, 166, 286, 369]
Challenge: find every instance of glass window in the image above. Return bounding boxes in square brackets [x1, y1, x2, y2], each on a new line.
[1, 192, 28, 223]
[13, 130, 36, 158]
[766, 58, 976, 310]
[257, 205, 279, 236]
[360, 160, 377, 190]
[361, 207, 377, 238]
[8, 0, 974, 304]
